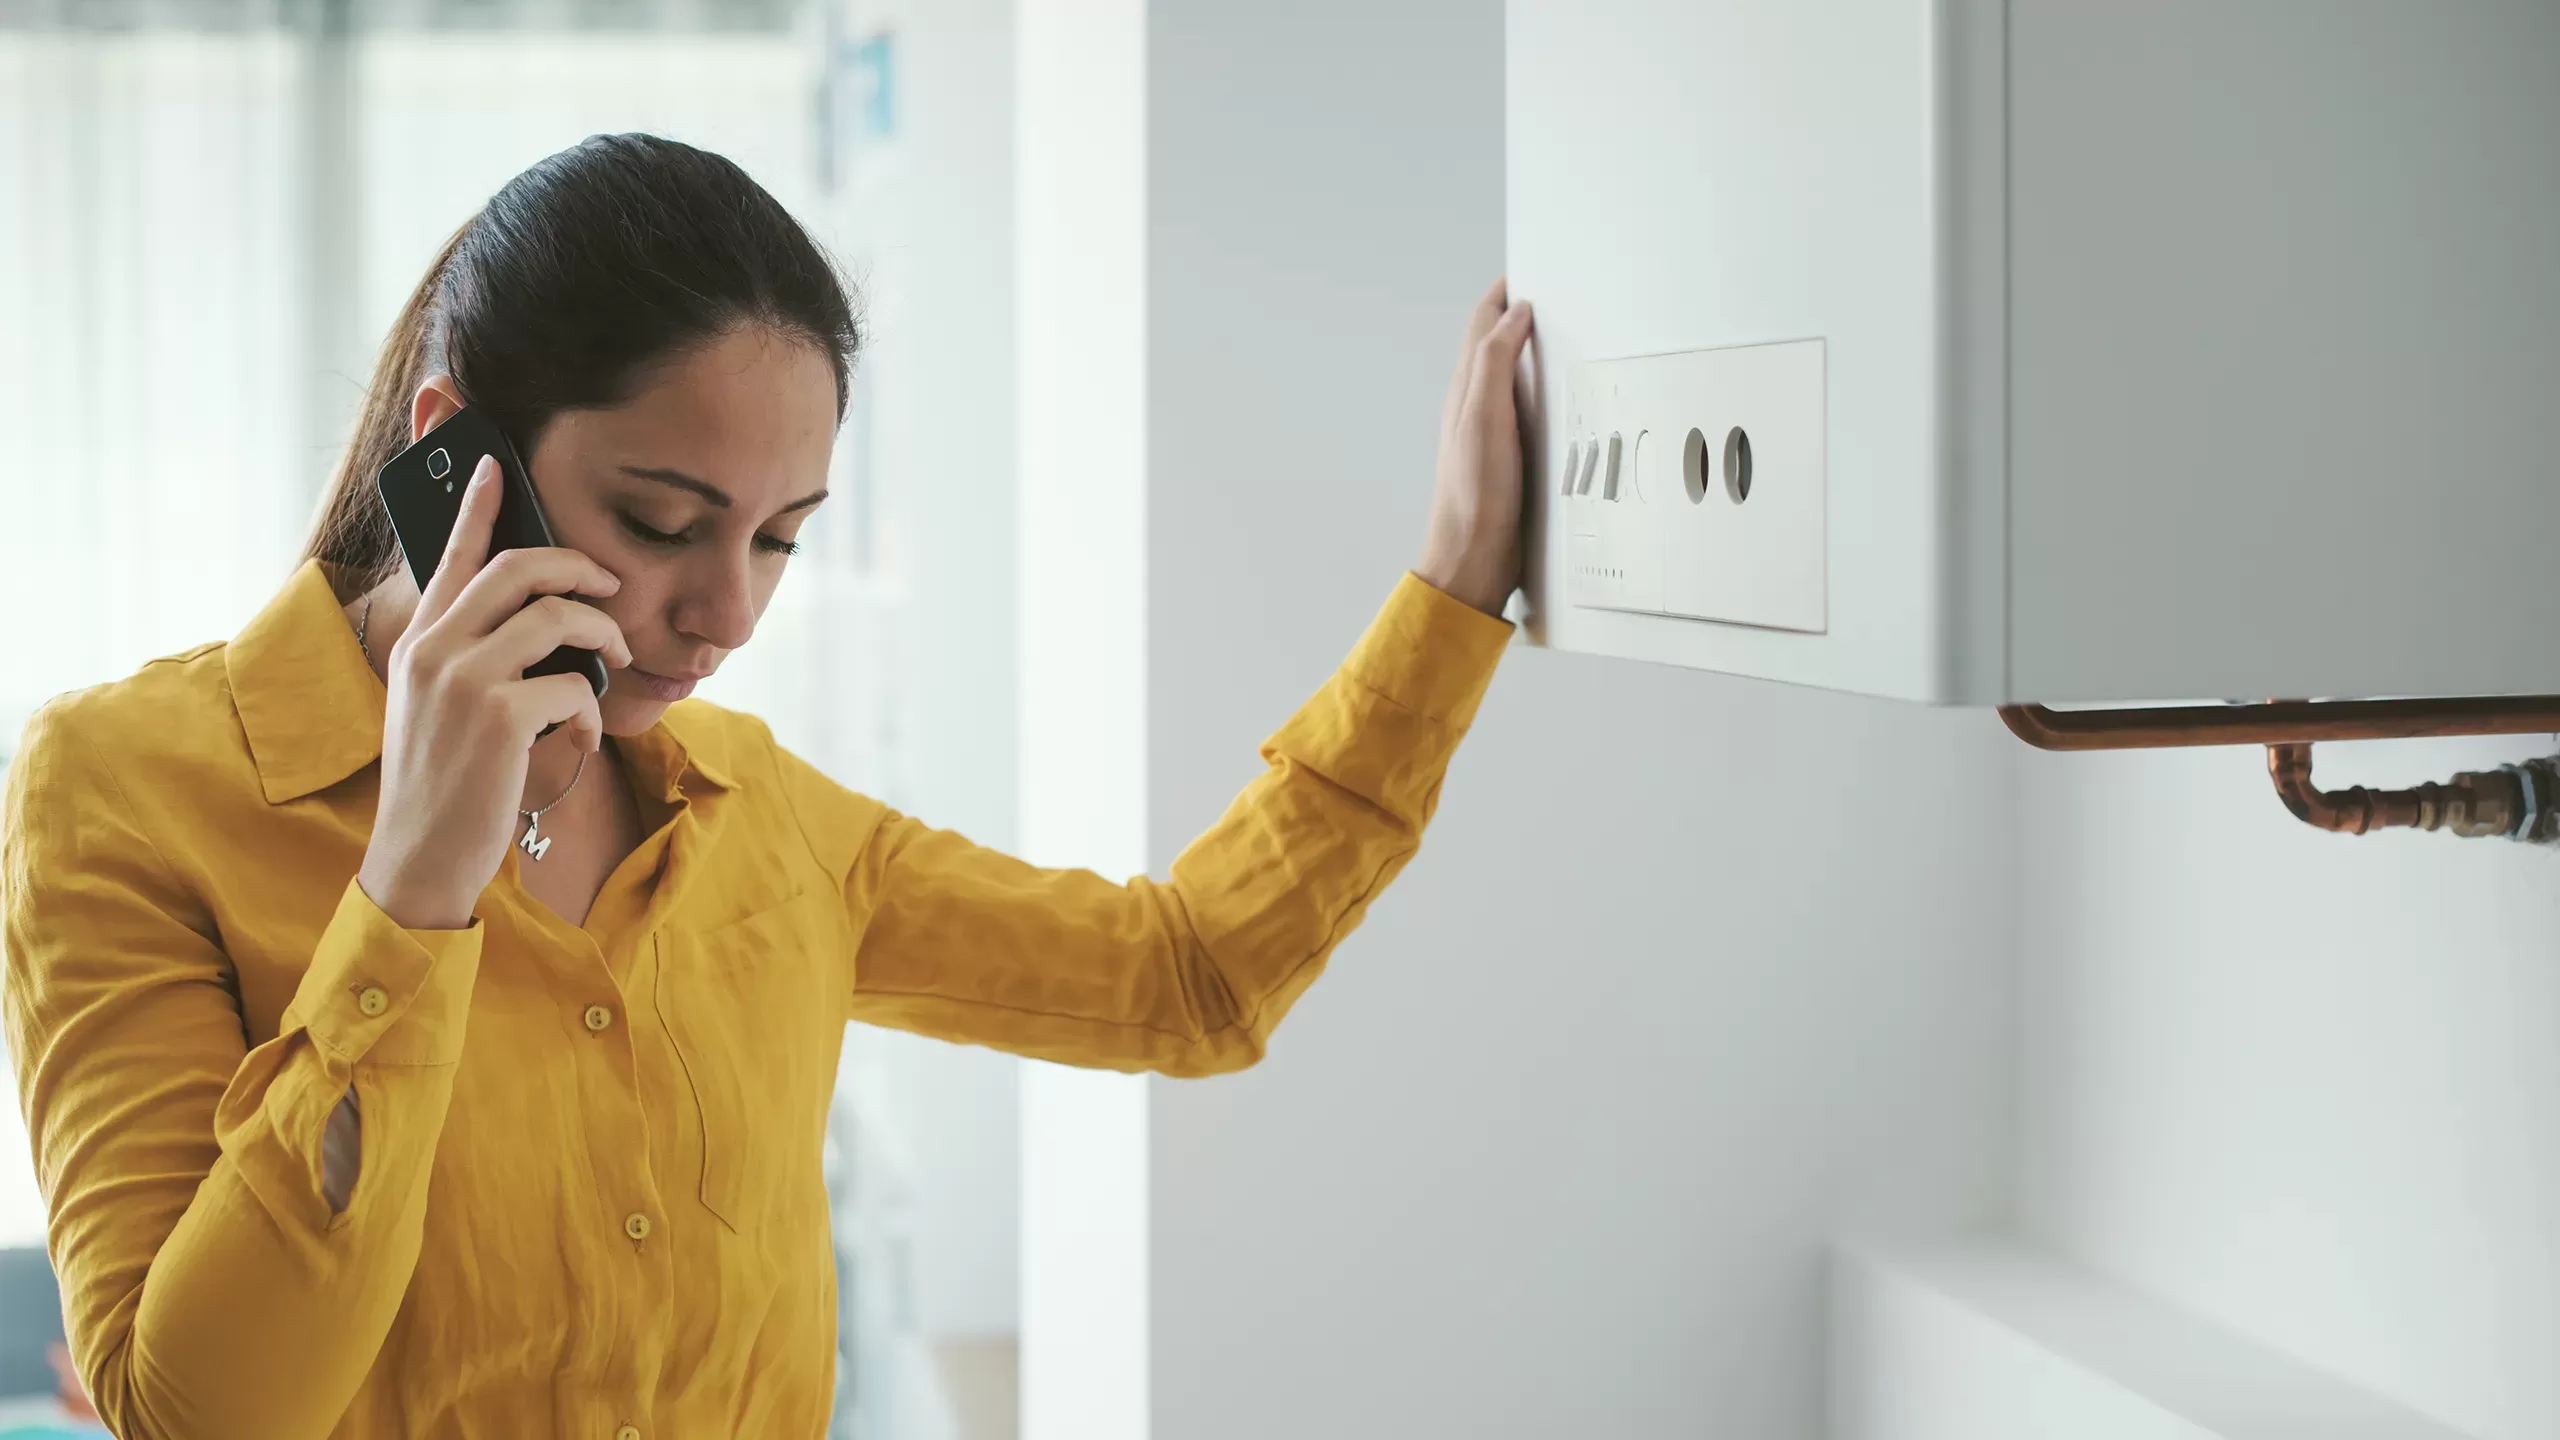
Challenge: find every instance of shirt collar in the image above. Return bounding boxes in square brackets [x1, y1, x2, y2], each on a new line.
[228, 560, 736, 805]
[625, 699, 738, 803]
[227, 561, 386, 804]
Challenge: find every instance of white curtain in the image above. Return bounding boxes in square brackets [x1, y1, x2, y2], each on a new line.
[0, 31, 314, 768]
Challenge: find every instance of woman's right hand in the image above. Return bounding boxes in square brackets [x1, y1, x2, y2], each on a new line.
[357, 455, 631, 931]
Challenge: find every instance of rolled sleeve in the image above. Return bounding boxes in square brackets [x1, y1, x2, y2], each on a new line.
[1347, 573, 1516, 729]
[284, 881, 483, 1068]
[835, 571, 1513, 1075]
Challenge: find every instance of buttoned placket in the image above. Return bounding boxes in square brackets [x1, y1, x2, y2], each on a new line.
[485, 762, 713, 1433]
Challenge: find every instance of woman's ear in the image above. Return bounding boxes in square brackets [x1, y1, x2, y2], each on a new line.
[409, 373, 468, 443]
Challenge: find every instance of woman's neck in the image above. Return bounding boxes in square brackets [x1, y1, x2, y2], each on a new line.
[519, 726, 598, 820]
[346, 581, 416, 682]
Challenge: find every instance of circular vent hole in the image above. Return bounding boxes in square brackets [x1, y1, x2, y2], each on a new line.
[1682, 427, 1709, 504]
[1724, 426, 1753, 503]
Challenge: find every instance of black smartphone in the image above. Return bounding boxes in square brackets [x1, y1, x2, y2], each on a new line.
[375, 406, 610, 699]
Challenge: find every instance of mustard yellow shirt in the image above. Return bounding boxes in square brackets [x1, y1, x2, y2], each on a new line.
[0, 560, 1509, 1439]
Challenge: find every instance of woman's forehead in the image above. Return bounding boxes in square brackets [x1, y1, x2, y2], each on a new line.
[543, 328, 837, 507]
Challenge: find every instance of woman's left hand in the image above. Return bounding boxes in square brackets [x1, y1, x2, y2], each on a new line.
[1416, 277, 1536, 616]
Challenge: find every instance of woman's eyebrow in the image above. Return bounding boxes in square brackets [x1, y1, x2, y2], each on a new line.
[619, 465, 827, 514]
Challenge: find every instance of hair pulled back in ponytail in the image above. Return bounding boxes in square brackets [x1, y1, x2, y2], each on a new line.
[305, 222, 467, 590]
[302, 134, 860, 598]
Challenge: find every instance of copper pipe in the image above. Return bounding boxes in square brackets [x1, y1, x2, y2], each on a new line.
[2266, 743, 2560, 841]
[2267, 742, 2423, 833]
[2000, 696, 2560, 752]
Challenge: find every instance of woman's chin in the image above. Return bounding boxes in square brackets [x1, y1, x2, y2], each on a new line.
[602, 693, 674, 737]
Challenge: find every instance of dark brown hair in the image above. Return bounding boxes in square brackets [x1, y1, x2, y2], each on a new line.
[303, 133, 860, 596]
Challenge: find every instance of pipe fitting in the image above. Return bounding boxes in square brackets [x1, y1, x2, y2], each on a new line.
[2268, 745, 2560, 843]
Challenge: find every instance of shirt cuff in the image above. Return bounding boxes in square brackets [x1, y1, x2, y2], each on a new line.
[285, 879, 484, 1067]
[1343, 573, 1515, 730]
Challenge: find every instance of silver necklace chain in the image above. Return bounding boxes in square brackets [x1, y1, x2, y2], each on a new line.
[516, 751, 587, 862]
[358, 593, 587, 863]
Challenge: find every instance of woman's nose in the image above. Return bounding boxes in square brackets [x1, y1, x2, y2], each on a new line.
[672, 561, 758, 651]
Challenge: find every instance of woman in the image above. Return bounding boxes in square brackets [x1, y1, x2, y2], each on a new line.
[0, 134, 1528, 1438]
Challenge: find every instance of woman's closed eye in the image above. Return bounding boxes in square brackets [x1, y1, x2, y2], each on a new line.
[617, 511, 800, 556]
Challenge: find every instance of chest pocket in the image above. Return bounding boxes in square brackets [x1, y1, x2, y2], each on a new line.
[655, 892, 848, 1230]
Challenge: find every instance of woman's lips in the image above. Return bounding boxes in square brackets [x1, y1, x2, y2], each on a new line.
[627, 668, 700, 703]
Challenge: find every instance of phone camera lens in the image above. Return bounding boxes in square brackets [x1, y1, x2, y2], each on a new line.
[426, 447, 452, 480]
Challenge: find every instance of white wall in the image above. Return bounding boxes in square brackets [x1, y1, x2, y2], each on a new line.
[1016, 0, 1150, 1434]
[1020, 6, 2560, 1438]
[1149, 659, 2016, 1440]
[2020, 735, 2560, 1440]
[1130, 2, 2016, 1437]
[813, 0, 1027, 1344]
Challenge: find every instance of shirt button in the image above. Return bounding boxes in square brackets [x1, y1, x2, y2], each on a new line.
[624, 1212, 652, 1242]
[357, 986, 389, 1017]
[616, 1428, 641, 1440]
[583, 1004, 615, 1033]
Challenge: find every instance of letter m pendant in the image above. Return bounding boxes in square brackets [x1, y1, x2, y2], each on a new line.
[519, 815, 554, 862]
